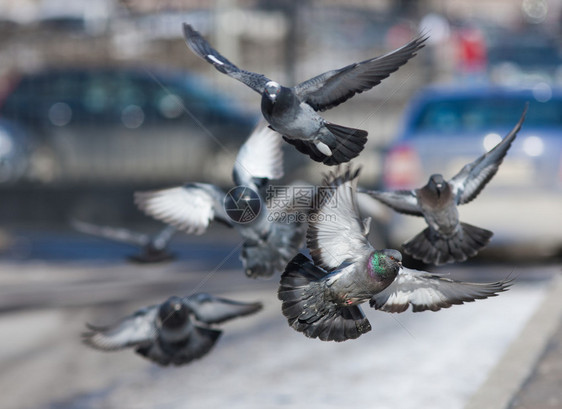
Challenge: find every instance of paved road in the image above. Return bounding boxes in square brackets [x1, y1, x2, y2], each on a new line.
[0, 231, 558, 409]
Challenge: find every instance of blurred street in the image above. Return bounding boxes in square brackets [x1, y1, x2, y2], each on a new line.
[0, 229, 560, 409]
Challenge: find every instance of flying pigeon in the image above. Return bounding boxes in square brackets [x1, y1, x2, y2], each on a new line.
[278, 166, 512, 342]
[360, 105, 528, 265]
[183, 23, 427, 165]
[72, 220, 177, 263]
[135, 122, 306, 278]
[83, 293, 262, 366]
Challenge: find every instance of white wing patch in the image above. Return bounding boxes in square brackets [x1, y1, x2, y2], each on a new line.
[207, 55, 224, 65]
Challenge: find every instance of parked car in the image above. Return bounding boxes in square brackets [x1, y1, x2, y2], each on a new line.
[0, 67, 257, 185]
[378, 84, 562, 258]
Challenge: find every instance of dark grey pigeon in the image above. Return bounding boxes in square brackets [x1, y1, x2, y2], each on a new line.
[83, 293, 262, 366]
[135, 122, 306, 278]
[183, 23, 427, 165]
[278, 166, 512, 342]
[360, 105, 528, 265]
[72, 220, 177, 263]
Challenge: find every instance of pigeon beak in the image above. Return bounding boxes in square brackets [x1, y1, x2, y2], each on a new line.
[268, 92, 277, 103]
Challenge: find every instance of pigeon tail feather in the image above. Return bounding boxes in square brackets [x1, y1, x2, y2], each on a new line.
[127, 252, 175, 264]
[278, 254, 371, 342]
[241, 242, 281, 279]
[282, 123, 367, 166]
[402, 222, 493, 265]
[241, 222, 304, 279]
[322, 122, 368, 165]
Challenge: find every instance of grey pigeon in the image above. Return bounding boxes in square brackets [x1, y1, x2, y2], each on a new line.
[183, 23, 427, 165]
[360, 105, 528, 265]
[135, 122, 306, 278]
[72, 220, 177, 263]
[83, 293, 262, 366]
[278, 166, 512, 342]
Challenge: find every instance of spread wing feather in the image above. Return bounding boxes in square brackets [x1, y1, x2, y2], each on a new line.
[183, 23, 270, 94]
[370, 267, 512, 313]
[135, 183, 230, 235]
[307, 166, 374, 272]
[450, 104, 527, 205]
[358, 189, 422, 216]
[72, 220, 150, 246]
[294, 34, 427, 111]
[184, 293, 262, 324]
[83, 306, 159, 350]
[233, 122, 284, 187]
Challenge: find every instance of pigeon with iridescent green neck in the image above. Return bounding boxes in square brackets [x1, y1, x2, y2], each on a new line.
[278, 166, 512, 342]
[183, 23, 427, 165]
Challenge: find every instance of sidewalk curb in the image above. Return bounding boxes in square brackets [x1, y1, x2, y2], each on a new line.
[464, 273, 562, 409]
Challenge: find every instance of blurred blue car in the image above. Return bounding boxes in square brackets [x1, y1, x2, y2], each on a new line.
[379, 84, 562, 257]
[0, 67, 256, 185]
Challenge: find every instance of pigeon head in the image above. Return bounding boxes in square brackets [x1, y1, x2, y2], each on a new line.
[368, 249, 402, 279]
[427, 174, 447, 198]
[261, 81, 294, 117]
[158, 296, 190, 329]
[382, 248, 402, 263]
[264, 81, 281, 103]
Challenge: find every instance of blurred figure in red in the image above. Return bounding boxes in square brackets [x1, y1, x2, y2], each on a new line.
[455, 26, 487, 78]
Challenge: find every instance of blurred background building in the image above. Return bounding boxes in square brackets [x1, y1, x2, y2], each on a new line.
[0, 0, 560, 253]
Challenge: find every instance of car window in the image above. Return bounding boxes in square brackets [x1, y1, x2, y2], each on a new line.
[489, 45, 562, 68]
[0, 69, 253, 140]
[0, 70, 223, 128]
[412, 97, 562, 134]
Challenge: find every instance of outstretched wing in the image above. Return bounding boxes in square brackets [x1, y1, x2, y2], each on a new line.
[293, 34, 427, 112]
[82, 306, 159, 351]
[184, 293, 263, 324]
[233, 121, 284, 188]
[182, 23, 271, 94]
[135, 183, 231, 235]
[307, 166, 374, 272]
[72, 220, 149, 247]
[358, 189, 422, 216]
[450, 104, 528, 205]
[370, 267, 512, 313]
